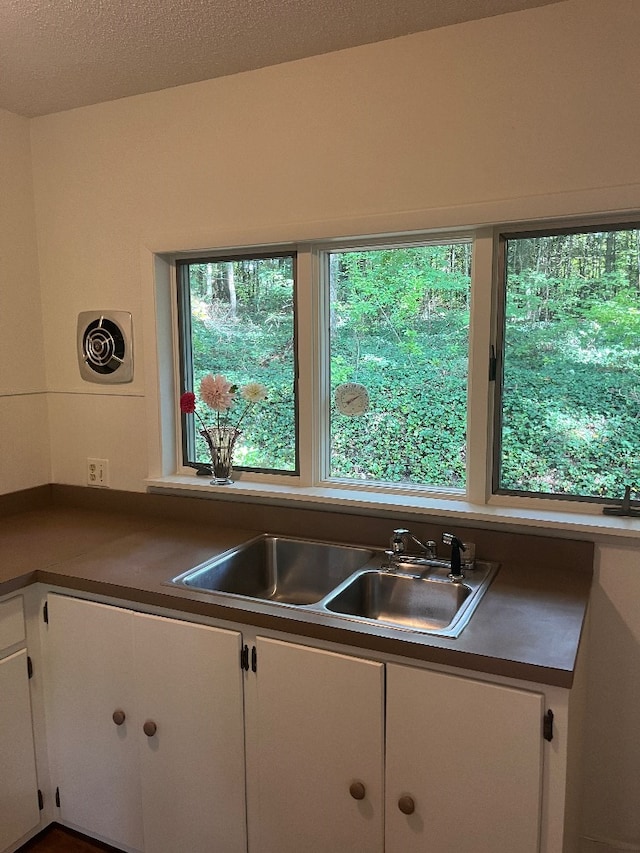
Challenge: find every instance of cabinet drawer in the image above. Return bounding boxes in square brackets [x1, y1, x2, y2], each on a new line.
[0, 596, 26, 651]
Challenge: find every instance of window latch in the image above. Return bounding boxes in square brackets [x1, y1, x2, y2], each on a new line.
[488, 345, 497, 382]
[602, 485, 640, 517]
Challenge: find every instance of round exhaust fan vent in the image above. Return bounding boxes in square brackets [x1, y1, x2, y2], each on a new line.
[77, 311, 133, 384]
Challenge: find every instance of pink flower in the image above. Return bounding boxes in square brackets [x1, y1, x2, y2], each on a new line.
[179, 391, 196, 414]
[199, 374, 235, 412]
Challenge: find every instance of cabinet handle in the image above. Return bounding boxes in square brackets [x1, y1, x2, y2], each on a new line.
[112, 709, 126, 726]
[398, 795, 415, 815]
[349, 781, 366, 800]
[143, 720, 157, 737]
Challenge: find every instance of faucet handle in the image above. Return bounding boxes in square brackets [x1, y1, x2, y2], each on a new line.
[383, 549, 396, 569]
[391, 528, 409, 553]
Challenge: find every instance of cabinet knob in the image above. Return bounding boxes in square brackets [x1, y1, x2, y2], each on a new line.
[112, 709, 126, 726]
[349, 781, 366, 800]
[398, 795, 416, 815]
[143, 720, 157, 737]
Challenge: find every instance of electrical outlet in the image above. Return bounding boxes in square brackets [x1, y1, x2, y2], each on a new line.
[87, 458, 110, 488]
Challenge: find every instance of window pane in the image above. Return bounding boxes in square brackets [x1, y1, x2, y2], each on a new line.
[328, 244, 471, 488]
[178, 254, 297, 473]
[499, 227, 640, 500]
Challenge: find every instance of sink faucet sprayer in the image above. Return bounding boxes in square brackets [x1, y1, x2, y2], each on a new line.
[387, 528, 472, 582]
[442, 532, 466, 581]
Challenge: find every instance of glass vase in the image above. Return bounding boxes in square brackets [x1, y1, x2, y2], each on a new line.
[201, 426, 241, 485]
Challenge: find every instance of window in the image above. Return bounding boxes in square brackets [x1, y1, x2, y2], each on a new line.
[327, 242, 471, 488]
[495, 224, 640, 502]
[177, 253, 298, 475]
[171, 218, 639, 511]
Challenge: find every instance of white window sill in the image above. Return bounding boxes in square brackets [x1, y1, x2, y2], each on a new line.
[146, 475, 640, 543]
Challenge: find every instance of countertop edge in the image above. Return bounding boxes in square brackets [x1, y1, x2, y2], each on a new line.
[32, 568, 580, 689]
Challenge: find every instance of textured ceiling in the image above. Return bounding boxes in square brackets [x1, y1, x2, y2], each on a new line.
[0, 0, 566, 118]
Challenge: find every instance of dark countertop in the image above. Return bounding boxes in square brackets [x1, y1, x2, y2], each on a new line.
[0, 504, 593, 688]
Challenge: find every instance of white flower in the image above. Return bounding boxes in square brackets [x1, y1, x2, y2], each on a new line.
[241, 382, 268, 404]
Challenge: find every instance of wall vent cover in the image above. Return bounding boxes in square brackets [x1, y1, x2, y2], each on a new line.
[77, 311, 133, 384]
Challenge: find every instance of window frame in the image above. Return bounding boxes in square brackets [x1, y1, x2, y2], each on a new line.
[175, 249, 301, 478]
[492, 219, 640, 508]
[162, 214, 639, 519]
[319, 235, 474, 491]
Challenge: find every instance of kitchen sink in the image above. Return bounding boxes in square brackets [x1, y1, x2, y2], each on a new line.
[323, 570, 471, 630]
[322, 562, 498, 635]
[168, 534, 498, 637]
[169, 535, 374, 605]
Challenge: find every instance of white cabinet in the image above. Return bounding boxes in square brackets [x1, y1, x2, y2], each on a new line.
[251, 637, 384, 853]
[42, 593, 571, 853]
[46, 594, 247, 853]
[385, 662, 544, 853]
[0, 596, 40, 852]
[47, 595, 140, 849]
[248, 638, 545, 853]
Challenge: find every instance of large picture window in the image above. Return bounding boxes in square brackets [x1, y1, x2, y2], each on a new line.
[496, 224, 640, 501]
[171, 219, 639, 513]
[177, 253, 298, 475]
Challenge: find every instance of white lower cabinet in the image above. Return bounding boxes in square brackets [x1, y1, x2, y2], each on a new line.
[46, 594, 247, 853]
[42, 594, 567, 853]
[0, 596, 40, 853]
[251, 637, 385, 853]
[248, 638, 545, 853]
[385, 662, 544, 853]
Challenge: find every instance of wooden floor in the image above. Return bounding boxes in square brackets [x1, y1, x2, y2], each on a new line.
[19, 826, 122, 853]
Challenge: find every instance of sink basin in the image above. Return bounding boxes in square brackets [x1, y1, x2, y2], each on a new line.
[324, 571, 470, 630]
[170, 535, 374, 605]
[322, 561, 498, 636]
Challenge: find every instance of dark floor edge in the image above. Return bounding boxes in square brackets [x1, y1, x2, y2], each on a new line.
[18, 822, 123, 852]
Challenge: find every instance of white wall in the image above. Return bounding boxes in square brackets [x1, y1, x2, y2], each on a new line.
[11, 0, 640, 847]
[582, 543, 640, 852]
[0, 108, 49, 493]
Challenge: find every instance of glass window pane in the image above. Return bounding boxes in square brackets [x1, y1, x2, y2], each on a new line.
[499, 227, 640, 500]
[178, 254, 297, 473]
[328, 244, 471, 489]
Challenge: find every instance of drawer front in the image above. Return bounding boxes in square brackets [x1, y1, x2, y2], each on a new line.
[0, 596, 26, 651]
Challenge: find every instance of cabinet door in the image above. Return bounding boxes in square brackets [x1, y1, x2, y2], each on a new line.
[47, 595, 143, 851]
[254, 637, 384, 853]
[0, 649, 40, 851]
[386, 663, 544, 853]
[134, 612, 246, 853]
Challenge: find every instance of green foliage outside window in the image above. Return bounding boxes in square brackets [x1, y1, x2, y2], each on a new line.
[329, 244, 471, 488]
[182, 255, 297, 472]
[177, 226, 639, 502]
[500, 228, 640, 500]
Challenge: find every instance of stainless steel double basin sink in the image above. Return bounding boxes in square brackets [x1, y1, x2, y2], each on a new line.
[168, 535, 498, 637]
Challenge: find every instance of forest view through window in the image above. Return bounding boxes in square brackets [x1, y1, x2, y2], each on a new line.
[498, 225, 640, 501]
[328, 242, 471, 488]
[177, 254, 298, 474]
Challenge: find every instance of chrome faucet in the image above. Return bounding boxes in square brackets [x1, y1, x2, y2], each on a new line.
[390, 528, 438, 560]
[384, 528, 472, 582]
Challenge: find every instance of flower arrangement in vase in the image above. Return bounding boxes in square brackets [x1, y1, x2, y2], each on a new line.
[180, 374, 268, 485]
